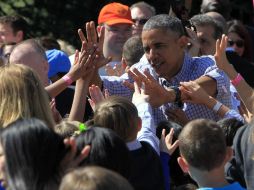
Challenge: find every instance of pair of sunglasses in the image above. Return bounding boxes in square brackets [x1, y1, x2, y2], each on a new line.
[132, 19, 148, 25]
[228, 39, 244, 48]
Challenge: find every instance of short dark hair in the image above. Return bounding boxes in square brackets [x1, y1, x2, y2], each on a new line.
[39, 36, 61, 51]
[143, 14, 185, 37]
[1, 118, 68, 190]
[217, 118, 244, 146]
[0, 15, 28, 39]
[130, 1, 156, 16]
[178, 119, 227, 171]
[122, 36, 144, 66]
[93, 96, 139, 141]
[190, 14, 223, 40]
[75, 126, 131, 178]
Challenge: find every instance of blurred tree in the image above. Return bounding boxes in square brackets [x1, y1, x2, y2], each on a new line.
[0, 0, 252, 48]
[0, 0, 182, 48]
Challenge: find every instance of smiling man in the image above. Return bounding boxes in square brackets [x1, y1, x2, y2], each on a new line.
[97, 2, 133, 76]
[100, 14, 232, 123]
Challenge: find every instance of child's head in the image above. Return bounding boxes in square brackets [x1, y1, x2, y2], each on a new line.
[122, 35, 144, 71]
[178, 119, 231, 173]
[0, 64, 55, 128]
[0, 118, 68, 190]
[93, 96, 141, 142]
[75, 126, 131, 178]
[59, 166, 134, 190]
[55, 120, 80, 138]
[217, 118, 244, 146]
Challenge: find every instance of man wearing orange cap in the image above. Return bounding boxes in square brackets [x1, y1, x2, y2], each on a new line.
[97, 2, 133, 76]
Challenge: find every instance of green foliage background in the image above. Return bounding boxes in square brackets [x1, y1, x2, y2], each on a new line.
[0, 0, 174, 47]
[0, 0, 252, 48]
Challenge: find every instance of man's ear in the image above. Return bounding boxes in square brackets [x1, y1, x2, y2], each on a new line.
[121, 57, 127, 69]
[43, 60, 49, 74]
[15, 30, 24, 42]
[224, 147, 233, 163]
[177, 35, 189, 49]
[177, 156, 189, 173]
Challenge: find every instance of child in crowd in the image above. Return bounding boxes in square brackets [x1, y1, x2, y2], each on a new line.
[177, 119, 245, 190]
[75, 125, 131, 179]
[0, 118, 68, 190]
[91, 83, 165, 190]
[217, 118, 244, 146]
[59, 166, 134, 190]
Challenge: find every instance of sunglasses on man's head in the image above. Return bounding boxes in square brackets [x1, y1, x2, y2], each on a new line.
[132, 19, 148, 25]
[228, 39, 244, 48]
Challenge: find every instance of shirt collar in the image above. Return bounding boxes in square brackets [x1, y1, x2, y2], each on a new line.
[160, 52, 193, 86]
[126, 139, 142, 151]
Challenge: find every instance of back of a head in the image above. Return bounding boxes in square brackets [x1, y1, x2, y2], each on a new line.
[1, 118, 67, 190]
[0, 15, 28, 41]
[55, 120, 80, 138]
[200, 0, 231, 20]
[0, 64, 54, 128]
[75, 126, 131, 178]
[143, 14, 185, 37]
[178, 119, 227, 171]
[122, 36, 144, 66]
[93, 96, 139, 141]
[190, 14, 223, 40]
[10, 38, 47, 64]
[9, 38, 49, 86]
[205, 11, 227, 33]
[217, 118, 244, 146]
[60, 166, 134, 190]
[39, 36, 61, 51]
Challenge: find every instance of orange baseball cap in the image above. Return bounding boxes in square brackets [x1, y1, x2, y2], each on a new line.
[98, 2, 134, 26]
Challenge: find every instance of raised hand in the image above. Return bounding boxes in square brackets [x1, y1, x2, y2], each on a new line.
[67, 47, 95, 81]
[160, 128, 179, 155]
[88, 85, 109, 111]
[132, 81, 149, 106]
[105, 63, 125, 76]
[78, 21, 111, 70]
[125, 68, 172, 107]
[50, 98, 62, 123]
[61, 137, 90, 173]
[186, 27, 200, 57]
[214, 34, 237, 78]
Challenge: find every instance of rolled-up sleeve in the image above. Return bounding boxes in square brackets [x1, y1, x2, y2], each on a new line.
[135, 101, 160, 155]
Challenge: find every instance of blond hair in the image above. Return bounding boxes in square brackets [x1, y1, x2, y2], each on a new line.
[60, 166, 134, 190]
[93, 96, 139, 142]
[0, 64, 55, 128]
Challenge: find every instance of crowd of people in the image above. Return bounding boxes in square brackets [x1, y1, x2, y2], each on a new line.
[0, 0, 254, 190]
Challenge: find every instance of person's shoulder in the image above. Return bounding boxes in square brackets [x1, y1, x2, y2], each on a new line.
[189, 55, 216, 74]
[197, 182, 245, 190]
[192, 55, 215, 66]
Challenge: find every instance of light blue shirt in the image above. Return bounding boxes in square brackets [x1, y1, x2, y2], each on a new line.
[198, 182, 245, 190]
[102, 53, 232, 124]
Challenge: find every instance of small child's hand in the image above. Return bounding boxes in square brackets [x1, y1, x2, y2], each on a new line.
[88, 85, 109, 111]
[160, 128, 179, 155]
